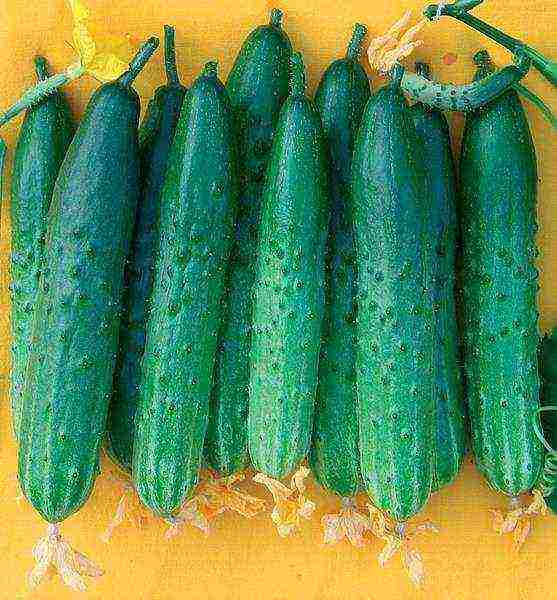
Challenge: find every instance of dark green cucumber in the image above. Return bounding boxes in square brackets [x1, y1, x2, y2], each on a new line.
[248, 52, 329, 479]
[539, 328, 557, 514]
[409, 62, 467, 491]
[18, 39, 158, 524]
[309, 24, 370, 498]
[205, 9, 292, 477]
[133, 61, 239, 516]
[460, 50, 542, 497]
[352, 67, 435, 522]
[10, 56, 74, 441]
[107, 26, 186, 473]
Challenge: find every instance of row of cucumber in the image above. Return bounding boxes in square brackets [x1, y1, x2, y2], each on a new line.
[5, 2, 557, 590]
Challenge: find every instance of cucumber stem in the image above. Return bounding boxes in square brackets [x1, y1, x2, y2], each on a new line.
[118, 36, 160, 87]
[289, 52, 306, 97]
[164, 25, 180, 86]
[472, 50, 556, 128]
[0, 64, 83, 128]
[473, 49, 496, 80]
[346, 23, 367, 60]
[34, 56, 49, 82]
[414, 61, 431, 80]
[203, 61, 218, 78]
[270, 8, 283, 27]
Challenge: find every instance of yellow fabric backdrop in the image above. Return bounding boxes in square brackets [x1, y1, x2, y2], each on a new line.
[0, 0, 556, 598]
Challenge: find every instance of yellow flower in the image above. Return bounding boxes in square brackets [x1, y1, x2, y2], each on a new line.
[67, 0, 130, 81]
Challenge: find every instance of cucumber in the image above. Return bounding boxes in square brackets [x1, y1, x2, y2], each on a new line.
[401, 52, 531, 112]
[539, 328, 557, 514]
[10, 56, 74, 441]
[308, 24, 370, 498]
[18, 39, 158, 524]
[133, 61, 239, 517]
[107, 26, 186, 473]
[460, 50, 542, 497]
[205, 9, 292, 477]
[248, 52, 329, 479]
[408, 62, 467, 491]
[352, 67, 435, 522]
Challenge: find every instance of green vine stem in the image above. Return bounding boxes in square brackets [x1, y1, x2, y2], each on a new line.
[473, 49, 556, 129]
[0, 37, 159, 129]
[423, 1, 557, 87]
[118, 37, 160, 87]
[515, 82, 557, 129]
[0, 65, 83, 128]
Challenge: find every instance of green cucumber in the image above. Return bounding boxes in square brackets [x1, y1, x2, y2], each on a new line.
[10, 56, 74, 441]
[309, 24, 370, 498]
[408, 62, 467, 491]
[18, 39, 158, 524]
[460, 50, 542, 498]
[352, 66, 435, 522]
[133, 61, 239, 517]
[248, 52, 329, 479]
[205, 9, 292, 477]
[107, 26, 186, 473]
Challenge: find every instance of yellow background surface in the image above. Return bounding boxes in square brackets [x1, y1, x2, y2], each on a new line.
[0, 0, 556, 598]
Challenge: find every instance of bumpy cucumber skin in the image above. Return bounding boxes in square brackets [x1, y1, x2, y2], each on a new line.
[460, 84, 542, 497]
[205, 18, 292, 477]
[10, 65, 74, 441]
[133, 69, 238, 517]
[18, 83, 140, 524]
[309, 56, 370, 498]
[248, 93, 329, 480]
[539, 329, 557, 514]
[107, 84, 186, 473]
[409, 101, 467, 491]
[353, 84, 435, 522]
